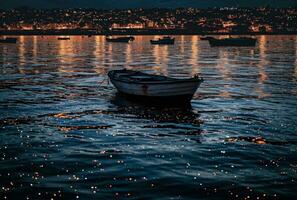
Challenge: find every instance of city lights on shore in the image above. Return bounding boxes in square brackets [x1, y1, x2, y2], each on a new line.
[0, 7, 296, 34]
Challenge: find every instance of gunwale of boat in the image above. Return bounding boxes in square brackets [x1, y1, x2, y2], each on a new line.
[108, 70, 202, 85]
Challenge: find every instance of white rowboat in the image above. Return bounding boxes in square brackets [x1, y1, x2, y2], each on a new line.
[108, 69, 203, 104]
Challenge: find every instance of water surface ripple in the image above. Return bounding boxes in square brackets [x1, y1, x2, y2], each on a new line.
[0, 35, 297, 199]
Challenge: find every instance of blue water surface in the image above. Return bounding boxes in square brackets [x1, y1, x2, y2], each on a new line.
[0, 35, 297, 199]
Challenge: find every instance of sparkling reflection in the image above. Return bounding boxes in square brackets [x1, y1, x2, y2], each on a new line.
[190, 35, 200, 75]
[126, 41, 132, 65]
[93, 36, 108, 75]
[152, 40, 169, 75]
[217, 50, 231, 98]
[256, 35, 270, 98]
[258, 35, 268, 83]
[32, 36, 37, 58]
[180, 35, 185, 54]
[1, 35, 296, 200]
[18, 36, 26, 67]
[107, 41, 113, 68]
[295, 36, 297, 79]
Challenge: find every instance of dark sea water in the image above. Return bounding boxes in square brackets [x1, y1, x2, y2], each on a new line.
[0, 35, 297, 200]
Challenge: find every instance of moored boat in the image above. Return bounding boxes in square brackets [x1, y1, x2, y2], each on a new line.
[128, 36, 135, 41]
[208, 37, 257, 47]
[108, 69, 203, 104]
[150, 36, 175, 45]
[58, 37, 70, 40]
[106, 36, 134, 43]
[200, 36, 215, 41]
[0, 37, 17, 43]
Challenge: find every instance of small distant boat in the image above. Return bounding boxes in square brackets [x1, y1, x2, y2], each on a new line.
[200, 36, 214, 41]
[128, 36, 135, 41]
[106, 36, 134, 43]
[108, 69, 203, 104]
[0, 37, 17, 43]
[58, 37, 70, 40]
[208, 37, 257, 47]
[150, 36, 175, 45]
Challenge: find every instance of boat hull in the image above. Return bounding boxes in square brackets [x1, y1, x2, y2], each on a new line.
[58, 37, 70, 40]
[106, 37, 132, 43]
[108, 70, 202, 104]
[208, 38, 257, 47]
[116, 91, 194, 105]
[150, 39, 175, 45]
[200, 36, 214, 41]
[110, 78, 200, 96]
[0, 38, 17, 43]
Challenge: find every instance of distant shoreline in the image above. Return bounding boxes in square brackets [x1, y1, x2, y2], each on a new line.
[1, 30, 297, 36]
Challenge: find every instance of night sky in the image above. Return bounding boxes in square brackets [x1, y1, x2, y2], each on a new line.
[1, 0, 297, 9]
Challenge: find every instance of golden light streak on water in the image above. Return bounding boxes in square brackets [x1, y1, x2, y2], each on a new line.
[160, 44, 169, 75]
[190, 35, 200, 76]
[217, 50, 231, 98]
[126, 41, 132, 65]
[57, 36, 76, 73]
[152, 39, 169, 75]
[180, 35, 185, 54]
[93, 36, 101, 58]
[155, 45, 169, 75]
[256, 35, 270, 99]
[295, 36, 297, 79]
[93, 36, 107, 74]
[99, 36, 106, 63]
[32, 36, 37, 58]
[18, 36, 26, 69]
[258, 35, 268, 83]
[152, 43, 161, 73]
[107, 41, 113, 68]
[291, 35, 297, 95]
[134, 35, 145, 52]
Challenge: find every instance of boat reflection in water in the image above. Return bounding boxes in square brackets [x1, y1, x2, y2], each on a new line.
[0, 37, 17, 43]
[200, 36, 215, 41]
[208, 37, 257, 47]
[111, 92, 202, 126]
[150, 36, 175, 45]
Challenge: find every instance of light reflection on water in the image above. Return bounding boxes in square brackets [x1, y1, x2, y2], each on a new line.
[295, 36, 297, 80]
[0, 35, 297, 199]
